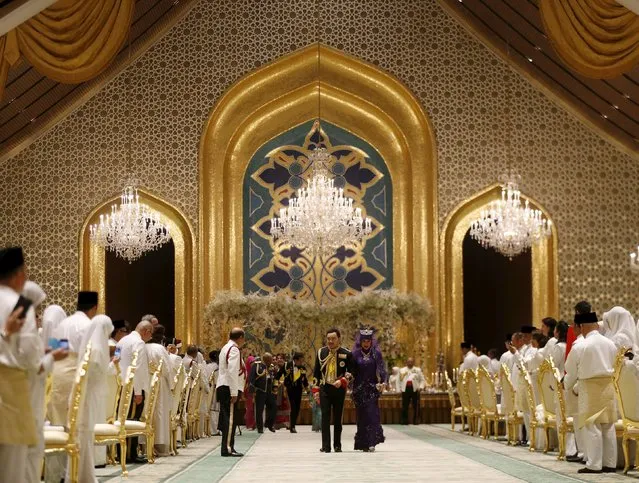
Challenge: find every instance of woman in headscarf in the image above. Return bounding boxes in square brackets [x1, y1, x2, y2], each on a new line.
[74, 314, 113, 483]
[146, 325, 172, 457]
[603, 306, 639, 352]
[244, 355, 256, 430]
[352, 327, 386, 452]
[41, 305, 66, 347]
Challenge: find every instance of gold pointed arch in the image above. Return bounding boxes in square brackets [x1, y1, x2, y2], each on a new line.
[199, 44, 438, 346]
[440, 184, 559, 367]
[78, 189, 197, 343]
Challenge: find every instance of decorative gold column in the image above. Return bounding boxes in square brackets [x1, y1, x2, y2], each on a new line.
[78, 189, 197, 343]
[439, 184, 559, 369]
[199, 44, 438, 361]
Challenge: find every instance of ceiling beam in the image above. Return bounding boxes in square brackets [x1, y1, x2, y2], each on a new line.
[0, 0, 57, 37]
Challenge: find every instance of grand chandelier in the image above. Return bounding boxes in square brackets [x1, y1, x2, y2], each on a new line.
[89, 186, 171, 263]
[270, 147, 372, 258]
[470, 172, 552, 259]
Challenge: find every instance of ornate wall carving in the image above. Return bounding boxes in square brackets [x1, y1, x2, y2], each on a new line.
[0, 0, 637, 335]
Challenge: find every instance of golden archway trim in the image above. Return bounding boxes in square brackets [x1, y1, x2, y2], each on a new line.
[440, 184, 559, 368]
[78, 189, 197, 342]
[199, 44, 438, 351]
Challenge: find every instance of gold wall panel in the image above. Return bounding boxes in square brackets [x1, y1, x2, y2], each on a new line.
[79, 189, 197, 343]
[199, 45, 438, 349]
[440, 184, 559, 367]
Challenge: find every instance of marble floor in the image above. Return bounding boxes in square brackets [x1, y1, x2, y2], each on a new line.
[97, 424, 639, 482]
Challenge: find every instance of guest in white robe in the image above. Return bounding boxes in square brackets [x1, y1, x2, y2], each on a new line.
[182, 344, 198, 371]
[41, 305, 66, 349]
[167, 344, 182, 381]
[565, 311, 618, 474]
[540, 317, 558, 351]
[487, 349, 501, 375]
[602, 306, 639, 352]
[146, 325, 172, 457]
[477, 354, 490, 371]
[387, 366, 400, 392]
[459, 342, 479, 372]
[207, 350, 220, 435]
[72, 314, 112, 483]
[548, 320, 568, 374]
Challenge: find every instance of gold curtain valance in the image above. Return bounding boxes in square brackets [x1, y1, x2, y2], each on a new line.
[540, 0, 639, 79]
[0, 0, 134, 99]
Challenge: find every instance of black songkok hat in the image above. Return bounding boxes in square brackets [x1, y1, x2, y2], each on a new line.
[574, 312, 598, 325]
[520, 325, 535, 334]
[0, 246, 24, 277]
[460, 341, 472, 350]
[112, 319, 127, 330]
[77, 291, 98, 306]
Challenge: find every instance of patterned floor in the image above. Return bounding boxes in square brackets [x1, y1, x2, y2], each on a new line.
[97, 424, 639, 482]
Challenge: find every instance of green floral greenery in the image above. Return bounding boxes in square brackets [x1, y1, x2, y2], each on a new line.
[203, 289, 434, 361]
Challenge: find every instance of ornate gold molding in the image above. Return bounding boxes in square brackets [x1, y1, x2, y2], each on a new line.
[439, 184, 559, 368]
[78, 189, 197, 343]
[199, 44, 438, 348]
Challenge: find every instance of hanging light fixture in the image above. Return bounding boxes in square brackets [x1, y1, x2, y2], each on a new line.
[89, 33, 171, 263]
[469, 46, 551, 260]
[269, 3, 372, 258]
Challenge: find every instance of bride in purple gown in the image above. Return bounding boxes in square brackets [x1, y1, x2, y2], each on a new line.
[352, 328, 387, 452]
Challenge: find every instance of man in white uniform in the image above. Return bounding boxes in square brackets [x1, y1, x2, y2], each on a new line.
[216, 328, 246, 457]
[117, 320, 153, 463]
[564, 311, 617, 474]
[487, 349, 501, 375]
[459, 342, 479, 372]
[399, 357, 424, 425]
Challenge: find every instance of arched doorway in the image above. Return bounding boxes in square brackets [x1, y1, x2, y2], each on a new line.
[440, 184, 558, 369]
[78, 189, 196, 343]
[462, 229, 532, 355]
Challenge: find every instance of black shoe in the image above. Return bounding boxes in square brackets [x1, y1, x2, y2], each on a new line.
[221, 452, 243, 457]
[257, 430, 264, 434]
[320, 447, 331, 453]
[334, 447, 342, 453]
[268, 427, 276, 433]
[578, 468, 602, 474]
[565, 454, 582, 463]
[603, 467, 617, 473]
[290, 428, 297, 433]
[133, 456, 148, 464]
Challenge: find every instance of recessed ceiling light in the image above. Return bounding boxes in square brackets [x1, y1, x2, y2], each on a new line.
[624, 93, 631, 99]
[535, 46, 542, 51]
[601, 114, 608, 119]
[613, 104, 619, 110]
[527, 57, 533, 62]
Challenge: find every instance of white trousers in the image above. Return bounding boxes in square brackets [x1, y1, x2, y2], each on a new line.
[584, 422, 616, 471]
[573, 415, 586, 459]
[565, 431, 577, 457]
[0, 444, 28, 483]
[25, 430, 44, 483]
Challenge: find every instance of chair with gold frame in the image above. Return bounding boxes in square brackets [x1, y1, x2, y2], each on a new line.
[553, 364, 575, 461]
[477, 365, 506, 439]
[445, 371, 464, 431]
[169, 364, 186, 455]
[499, 363, 523, 445]
[186, 364, 203, 441]
[612, 346, 639, 474]
[537, 358, 560, 454]
[117, 359, 163, 464]
[517, 363, 539, 452]
[176, 364, 193, 448]
[43, 343, 92, 483]
[203, 369, 216, 437]
[464, 369, 483, 437]
[457, 371, 474, 434]
[93, 352, 136, 476]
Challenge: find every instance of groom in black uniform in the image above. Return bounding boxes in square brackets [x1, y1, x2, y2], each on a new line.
[279, 351, 309, 433]
[313, 328, 354, 453]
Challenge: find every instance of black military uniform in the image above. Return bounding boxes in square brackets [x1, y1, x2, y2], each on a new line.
[313, 346, 354, 452]
[279, 360, 309, 432]
[249, 358, 277, 433]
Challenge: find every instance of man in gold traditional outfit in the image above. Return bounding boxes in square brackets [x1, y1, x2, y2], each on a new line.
[313, 327, 353, 453]
[564, 311, 618, 474]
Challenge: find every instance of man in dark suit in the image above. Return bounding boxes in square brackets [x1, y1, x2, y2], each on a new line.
[249, 353, 277, 433]
[313, 328, 354, 453]
[279, 351, 309, 433]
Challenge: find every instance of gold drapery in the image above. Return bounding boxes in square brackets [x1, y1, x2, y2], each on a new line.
[0, 0, 134, 99]
[540, 0, 639, 79]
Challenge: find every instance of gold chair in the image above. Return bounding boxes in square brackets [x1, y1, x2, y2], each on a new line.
[464, 370, 483, 436]
[477, 365, 505, 439]
[169, 364, 186, 455]
[204, 369, 216, 437]
[94, 352, 136, 476]
[176, 364, 193, 448]
[43, 343, 92, 483]
[517, 363, 539, 452]
[554, 368, 575, 460]
[457, 371, 474, 434]
[612, 347, 639, 474]
[117, 359, 163, 464]
[537, 359, 559, 454]
[445, 372, 464, 431]
[186, 365, 202, 441]
[499, 363, 523, 445]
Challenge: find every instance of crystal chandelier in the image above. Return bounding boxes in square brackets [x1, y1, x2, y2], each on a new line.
[270, 146, 372, 258]
[89, 186, 171, 263]
[470, 172, 552, 259]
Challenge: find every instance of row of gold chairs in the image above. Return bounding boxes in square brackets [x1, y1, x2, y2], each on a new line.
[447, 348, 639, 475]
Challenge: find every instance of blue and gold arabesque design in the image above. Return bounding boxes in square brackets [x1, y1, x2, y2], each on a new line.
[243, 120, 392, 303]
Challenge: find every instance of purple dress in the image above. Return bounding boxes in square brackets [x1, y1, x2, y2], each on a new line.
[352, 347, 386, 450]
